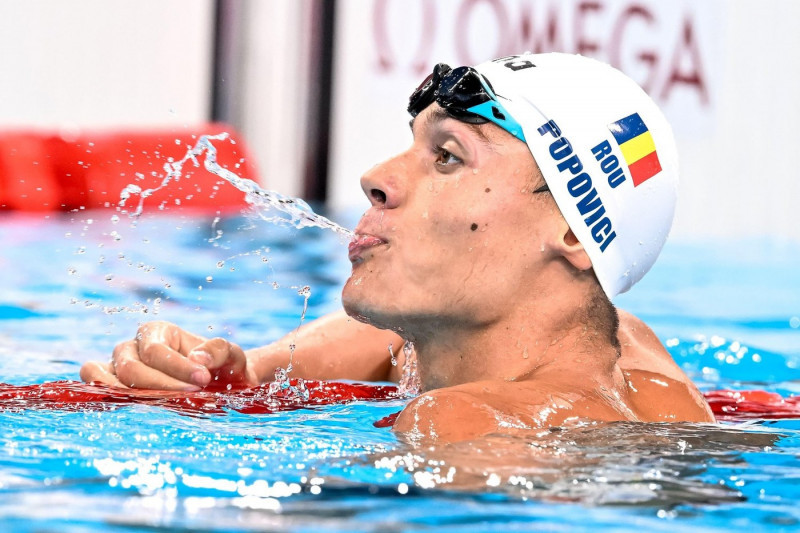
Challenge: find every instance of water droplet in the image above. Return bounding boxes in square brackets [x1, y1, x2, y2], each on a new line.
[403, 341, 414, 357]
[110, 215, 120, 224]
[105, 274, 114, 281]
[206, 276, 213, 283]
[216, 261, 225, 268]
[67, 267, 77, 276]
[399, 341, 420, 397]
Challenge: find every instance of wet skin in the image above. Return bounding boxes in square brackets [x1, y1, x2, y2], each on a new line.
[389, 310, 714, 443]
[80, 103, 714, 443]
[341, 103, 713, 441]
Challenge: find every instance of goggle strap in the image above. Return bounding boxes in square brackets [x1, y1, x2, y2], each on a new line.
[466, 100, 527, 143]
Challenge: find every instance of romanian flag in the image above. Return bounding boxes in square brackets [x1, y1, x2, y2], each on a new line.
[608, 113, 662, 187]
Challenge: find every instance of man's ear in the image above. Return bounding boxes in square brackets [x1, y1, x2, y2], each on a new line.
[553, 222, 593, 271]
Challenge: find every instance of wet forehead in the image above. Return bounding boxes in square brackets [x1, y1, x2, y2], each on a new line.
[409, 105, 494, 145]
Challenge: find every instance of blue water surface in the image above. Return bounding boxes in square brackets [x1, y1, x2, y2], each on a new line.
[0, 208, 799, 532]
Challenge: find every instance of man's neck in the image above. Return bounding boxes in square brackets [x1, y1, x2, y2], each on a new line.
[408, 297, 620, 392]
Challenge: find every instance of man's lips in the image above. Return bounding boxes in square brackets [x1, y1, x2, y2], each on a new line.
[348, 234, 387, 262]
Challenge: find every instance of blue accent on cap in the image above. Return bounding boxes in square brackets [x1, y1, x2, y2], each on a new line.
[467, 100, 527, 143]
[608, 112, 648, 145]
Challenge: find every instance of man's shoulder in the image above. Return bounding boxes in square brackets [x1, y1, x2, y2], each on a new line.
[392, 387, 498, 442]
[617, 309, 682, 374]
[392, 381, 569, 442]
[617, 309, 715, 422]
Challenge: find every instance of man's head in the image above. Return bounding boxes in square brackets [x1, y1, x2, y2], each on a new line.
[342, 53, 677, 340]
[466, 53, 679, 298]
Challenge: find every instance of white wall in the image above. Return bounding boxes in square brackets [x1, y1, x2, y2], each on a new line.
[4, 0, 799, 242]
[228, 0, 313, 198]
[0, 0, 314, 199]
[328, 0, 800, 242]
[0, 0, 214, 128]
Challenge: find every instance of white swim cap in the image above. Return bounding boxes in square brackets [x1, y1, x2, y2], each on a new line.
[474, 53, 678, 298]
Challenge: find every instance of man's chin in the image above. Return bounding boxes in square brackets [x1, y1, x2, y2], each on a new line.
[341, 300, 371, 326]
[341, 281, 372, 325]
[342, 283, 396, 331]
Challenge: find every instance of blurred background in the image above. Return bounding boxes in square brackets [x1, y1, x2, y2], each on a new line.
[1, 6, 798, 529]
[1, 0, 798, 241]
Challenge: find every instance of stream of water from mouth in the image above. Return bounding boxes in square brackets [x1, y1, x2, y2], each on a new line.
[120, 133, 355, 238]
[114, 133, 416, 400]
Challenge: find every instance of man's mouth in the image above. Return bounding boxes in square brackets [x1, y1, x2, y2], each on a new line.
[348, 234, 387, 262]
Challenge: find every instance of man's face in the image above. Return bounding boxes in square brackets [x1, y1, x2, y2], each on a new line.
[342, 104, 564, 335]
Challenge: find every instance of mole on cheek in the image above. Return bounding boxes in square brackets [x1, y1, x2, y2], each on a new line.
[470, 223, 478, 231]
[485, 188, 491, 193]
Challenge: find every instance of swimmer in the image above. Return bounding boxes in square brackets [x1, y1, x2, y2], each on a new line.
[81, 53, 715, 442]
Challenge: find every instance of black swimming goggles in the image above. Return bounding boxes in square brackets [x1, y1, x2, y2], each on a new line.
[407, 63, 527, 143]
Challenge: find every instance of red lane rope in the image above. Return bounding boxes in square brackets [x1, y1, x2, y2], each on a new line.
[703, 389, 800, 422]
[0, 125, 257, 212]
[0, 380, 398, 416]
[1, 382, 797, 425]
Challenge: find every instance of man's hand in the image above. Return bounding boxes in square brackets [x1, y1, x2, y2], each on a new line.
[80, 321, 258, 391]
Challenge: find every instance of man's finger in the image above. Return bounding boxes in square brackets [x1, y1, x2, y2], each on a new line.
[136, 321, 205, 355]
[187, 338, 244, 369]
[188, 338, 250, 383]
[139, 341, 211, 387]
[114, 345, 202, 391]
[80, 361, 127, 388]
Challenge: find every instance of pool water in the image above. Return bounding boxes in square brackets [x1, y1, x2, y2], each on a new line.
[1, 207, 799, 531]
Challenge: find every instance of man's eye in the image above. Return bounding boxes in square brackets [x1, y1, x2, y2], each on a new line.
[434, 146, 462, 166]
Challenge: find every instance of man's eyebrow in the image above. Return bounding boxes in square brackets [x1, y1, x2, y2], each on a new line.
[408, 107, 449, 133]
[410, 108, 493, 146]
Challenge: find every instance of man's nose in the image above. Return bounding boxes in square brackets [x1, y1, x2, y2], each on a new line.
[359, 157, 406, 209]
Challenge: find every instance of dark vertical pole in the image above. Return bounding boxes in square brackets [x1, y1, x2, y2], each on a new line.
[210, 0, 242, 123]
[303, 0, 337, 202]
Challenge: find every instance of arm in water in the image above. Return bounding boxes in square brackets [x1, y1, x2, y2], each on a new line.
[79, 310, 405, 391]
